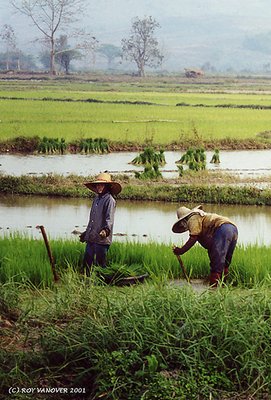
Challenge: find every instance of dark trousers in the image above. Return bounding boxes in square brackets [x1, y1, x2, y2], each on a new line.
[83, 242, 110, 275]
[208, 224, 238, 276]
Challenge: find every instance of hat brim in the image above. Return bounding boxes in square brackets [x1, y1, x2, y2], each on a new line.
[84, 181, 122, 195]
[172, 205, 203, 233]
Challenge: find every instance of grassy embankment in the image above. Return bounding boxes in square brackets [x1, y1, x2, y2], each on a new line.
[0, 79, 271, 150]
[0, 173, 270, 205]
[0, 268, 271, 399]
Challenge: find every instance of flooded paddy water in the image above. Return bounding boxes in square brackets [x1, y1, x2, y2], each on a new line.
[1, 149, 271, 178]
[0, 194, 270, 246]
[0, 149, 270, 245]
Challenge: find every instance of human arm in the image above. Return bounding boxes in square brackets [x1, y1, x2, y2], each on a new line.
[172, 235, 198, 255]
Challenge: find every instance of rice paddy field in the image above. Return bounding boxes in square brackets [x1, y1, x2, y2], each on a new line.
[1, 75, 271, 399]
[1, 77, 271, 146]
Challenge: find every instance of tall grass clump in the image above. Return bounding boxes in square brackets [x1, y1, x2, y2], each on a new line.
[1, 280, 270, 399]
[0, 235, 53, 286]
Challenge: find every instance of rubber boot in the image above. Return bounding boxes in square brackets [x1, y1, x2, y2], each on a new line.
[209, 272, 221, 287]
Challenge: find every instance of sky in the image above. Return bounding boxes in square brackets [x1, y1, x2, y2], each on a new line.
[1, 0, 271, 71]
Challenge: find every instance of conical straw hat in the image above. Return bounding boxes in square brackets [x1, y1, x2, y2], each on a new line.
[85, 172, 122, 195]
[172, 205, 204, 233]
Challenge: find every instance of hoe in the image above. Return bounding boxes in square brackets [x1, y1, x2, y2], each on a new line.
[36, 225, 59, 282]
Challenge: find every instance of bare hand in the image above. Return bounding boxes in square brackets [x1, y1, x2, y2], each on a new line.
[79, 231, 86, 243]
[99, 229, 107, 238]
[172, 245, 182, 256]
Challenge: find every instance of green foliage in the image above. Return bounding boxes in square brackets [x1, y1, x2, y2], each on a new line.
[210, 148, 221, 164]
[1, 237, 271, 288]
[2, 281, 270, 399]
[0, 174, 271, 204]
[177, 164, 184, 177]
[1, 80, 271, 147]
[176, 147, 206, 171]
[38, 136, 67, 154]
[79, 137, 109, 154]
[134, 162, 162, 180]
[132, 147, 164, 180]
[131, 147, 165, 166]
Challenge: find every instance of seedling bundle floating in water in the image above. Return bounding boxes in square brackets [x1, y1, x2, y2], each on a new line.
[131, 147, 165, 180]
[176, 147, 206, 171]
[131, 147, 166, 166]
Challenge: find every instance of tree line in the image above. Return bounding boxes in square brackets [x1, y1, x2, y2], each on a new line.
[0, 0, 164, 77]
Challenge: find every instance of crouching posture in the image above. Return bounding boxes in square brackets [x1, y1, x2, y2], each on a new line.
[80, 172, 122, 275]
[172, 205, 238, 286]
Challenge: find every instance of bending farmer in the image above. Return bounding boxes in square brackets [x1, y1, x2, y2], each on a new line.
[172, 205, 238, 286]
[80, 172, 122, 275]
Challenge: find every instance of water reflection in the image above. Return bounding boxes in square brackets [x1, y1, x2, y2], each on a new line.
[0, 149, 271, 178]
[0, 194, 270, 246]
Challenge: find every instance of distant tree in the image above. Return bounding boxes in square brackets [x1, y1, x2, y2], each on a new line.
[97, 44, 122, 69]
[55, 35, 82, 73]
[39, 50, 51, 71]
[121, 16, 163, 77]
[0, 51, 36, 71]
[11, 0, 87, 75]
[0, 24, 17, 70]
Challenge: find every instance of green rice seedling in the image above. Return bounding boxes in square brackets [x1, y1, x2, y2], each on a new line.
[79, 138, 93, 153]
[79, 137, 109, 154]
[176, 147, 206, 171]
[59, 138, 67, 154]
[135, 162, 162, 180]
[0, 237, 271, 287]
[37, 137, 66, 154]
[2, 88, 271, 147]
[210, 148, 220, 164]
[177, 164, 184, 177]
[93, 137, 109, 153]
[131, 147, 166, 166]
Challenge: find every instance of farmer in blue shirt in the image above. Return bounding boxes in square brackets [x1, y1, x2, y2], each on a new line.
[80, 172, 122, 275]
[172, 205, 238, 286]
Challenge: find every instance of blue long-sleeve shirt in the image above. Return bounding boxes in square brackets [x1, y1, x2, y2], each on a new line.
[85, 192, 116, 245]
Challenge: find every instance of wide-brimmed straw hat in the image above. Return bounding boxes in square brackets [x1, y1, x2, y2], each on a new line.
[84, 172, 122, 195]
[172, 205, 204, 233]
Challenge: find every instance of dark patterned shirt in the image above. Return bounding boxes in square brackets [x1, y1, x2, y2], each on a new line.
[85, 192, 116, 245]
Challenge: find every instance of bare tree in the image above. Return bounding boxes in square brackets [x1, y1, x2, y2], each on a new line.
[122, 16, 163, 77]
[0, 24, 17, 70]
[11, 0, 87, 75]
[77, 33, 99, 68]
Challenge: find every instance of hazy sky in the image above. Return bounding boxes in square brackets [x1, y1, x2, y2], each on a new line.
[1, 0, 271, 70]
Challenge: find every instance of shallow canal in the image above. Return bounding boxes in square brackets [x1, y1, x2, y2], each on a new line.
[0, 194, 270, 246]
